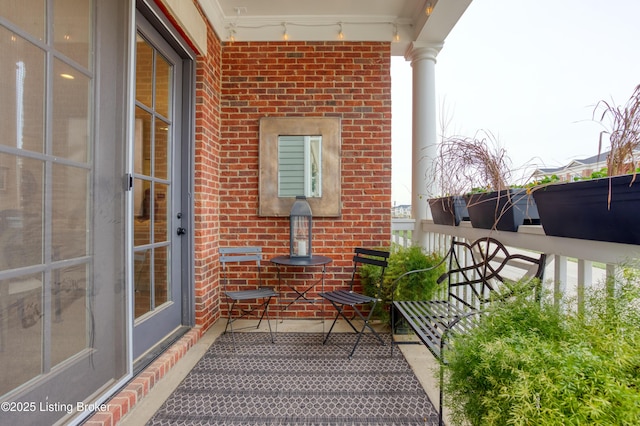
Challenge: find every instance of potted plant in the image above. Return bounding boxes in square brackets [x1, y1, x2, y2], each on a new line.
[532, 83, 640, 244]
[439, 130, 539, 232]
[428, 195, 469, 226]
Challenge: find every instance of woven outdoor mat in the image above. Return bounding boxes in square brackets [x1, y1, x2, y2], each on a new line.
[147, 332, 438, 425]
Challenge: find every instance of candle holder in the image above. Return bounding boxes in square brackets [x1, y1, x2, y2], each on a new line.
[289, 196, 312, 258]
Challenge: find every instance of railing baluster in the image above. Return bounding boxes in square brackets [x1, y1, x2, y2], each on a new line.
[577, 259, 592, 314]
[554, 255, 567, 309]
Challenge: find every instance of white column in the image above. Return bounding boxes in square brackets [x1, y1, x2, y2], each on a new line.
[406, 42, 442, 247]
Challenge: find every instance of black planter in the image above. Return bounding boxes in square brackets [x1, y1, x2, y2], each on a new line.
[428, 196, 469, 226]
[464, 189, 539, 232]
[532, 174, 640, 245]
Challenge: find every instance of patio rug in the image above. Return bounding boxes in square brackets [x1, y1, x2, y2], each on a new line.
[147, 332, 439, 425]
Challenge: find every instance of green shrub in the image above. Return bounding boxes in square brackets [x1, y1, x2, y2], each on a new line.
[443, 278, 640, 426]
[360, 245, 445, 322]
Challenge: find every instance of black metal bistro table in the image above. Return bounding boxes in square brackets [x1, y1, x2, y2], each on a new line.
[270, 255, 332, 317]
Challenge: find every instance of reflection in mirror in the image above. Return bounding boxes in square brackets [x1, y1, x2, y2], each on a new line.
[277, 135, 321, 198]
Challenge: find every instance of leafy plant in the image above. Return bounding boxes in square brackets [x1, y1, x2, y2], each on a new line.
[360, 245, 446, 322]
[443, 277, 640, 425]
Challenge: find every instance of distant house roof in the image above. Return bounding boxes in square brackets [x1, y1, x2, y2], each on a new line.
[568, 151, 609, 166]
[536, 166, 563, 174]
[534, 151, 610, 175]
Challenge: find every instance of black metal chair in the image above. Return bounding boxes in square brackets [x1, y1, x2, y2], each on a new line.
[320, 247, 390, 358]
[220, 247, 277, 348]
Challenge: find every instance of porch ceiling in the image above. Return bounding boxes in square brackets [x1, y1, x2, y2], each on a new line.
[197, 0, 473, 56]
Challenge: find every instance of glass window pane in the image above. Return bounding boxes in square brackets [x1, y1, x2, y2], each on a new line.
[0, 27, 46, 153]
[154, 118, 170, 180]
[0, 154, 44, 269]
[52, 164, 88, 261]
[135, 107, 152, 176]
[0, 273, 44, 395]
[0, 0, 46, 41]
[52, 59, 91, 162]
[135, 35, 153, 109]
[134, 179, 151, 245]
[134, 249, 150, 319]
[155, 183, 168, 242]
[53, 0, 92, 68]
[154, 246, 168, 307]
[51, 264, 88, 367]
[155, 53, 171, 118]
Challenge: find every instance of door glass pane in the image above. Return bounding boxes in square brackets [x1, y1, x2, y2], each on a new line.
[155, 183, 168, 241]
[53, 0, 92, 68]
[0, 26, 46, 153]
[135, 35, 153, 109]
[135, 107, 152, 174]
[155, 53, 171, 118]
[0, 0, 46, 41]
[134, 249, 150, 319]
[52, 164, 88, 260]
[0, 273, 44, 395]
[154, 118, 170, 179]
[52, 59, 91, 162]
[154, 246, 168, 307]
[51, 264, 88, 367]
[134, 178, 151, 245]
[0, 154, 44, 268]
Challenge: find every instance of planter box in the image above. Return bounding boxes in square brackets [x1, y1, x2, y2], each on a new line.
[464, 189, 539, 232]
[428, 196, 469, 226]
[532, 174, 640, 245]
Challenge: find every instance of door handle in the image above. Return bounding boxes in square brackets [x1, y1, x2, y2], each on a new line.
[176, 227, 186, 235]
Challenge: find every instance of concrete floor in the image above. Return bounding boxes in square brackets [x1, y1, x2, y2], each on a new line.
[119, 319, 450, 425]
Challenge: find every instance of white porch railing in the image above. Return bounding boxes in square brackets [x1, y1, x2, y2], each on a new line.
[391, 218, 640, 310]
[391, 218, 414, 248]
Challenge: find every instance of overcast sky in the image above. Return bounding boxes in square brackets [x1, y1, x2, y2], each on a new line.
[391, 0, 640, 206]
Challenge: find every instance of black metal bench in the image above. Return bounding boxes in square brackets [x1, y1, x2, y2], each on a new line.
[390, 237, 547, 426]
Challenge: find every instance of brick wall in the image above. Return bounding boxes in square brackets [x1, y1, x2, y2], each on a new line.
[193, 22, 223, 329]
[217, 41, 393, 318]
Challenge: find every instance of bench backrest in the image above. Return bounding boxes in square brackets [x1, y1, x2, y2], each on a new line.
[440, 237, 546, 311]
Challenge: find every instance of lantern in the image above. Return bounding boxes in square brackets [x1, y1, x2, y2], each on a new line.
[289, 196, 312, 258]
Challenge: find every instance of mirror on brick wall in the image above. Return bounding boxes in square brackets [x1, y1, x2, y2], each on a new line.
[259, 117, 341, 216]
